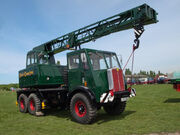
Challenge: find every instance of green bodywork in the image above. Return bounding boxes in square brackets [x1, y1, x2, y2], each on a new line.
[19, 51, 65, 88]
[19, 48, 120, 102]
[19, 4, 158, 102]
[19, 65, 64, 88]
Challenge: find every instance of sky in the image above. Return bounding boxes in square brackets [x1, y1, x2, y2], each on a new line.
[0, 0, 180, 84]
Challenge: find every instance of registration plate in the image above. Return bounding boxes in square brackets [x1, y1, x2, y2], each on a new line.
[121, 97, 129, 102]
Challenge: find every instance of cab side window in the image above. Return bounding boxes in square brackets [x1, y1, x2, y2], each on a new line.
[27, 53, 36, 66]
[27, 55, 31, 66]
[34, 54, 37, 63]
[39, 55, 48, 64]
[68, 55, 79, 69]
[31, 54, 35, 64]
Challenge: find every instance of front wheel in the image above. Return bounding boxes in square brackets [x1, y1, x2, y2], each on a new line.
[70, 93, 97, 124]
[103, 101, 126, 115]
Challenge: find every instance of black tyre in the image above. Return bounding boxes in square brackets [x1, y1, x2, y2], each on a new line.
[27, 93, 41, 115]
[103, 101, 126, 115]
[70, 93, 97, 124]
[18, 94, 28, 113]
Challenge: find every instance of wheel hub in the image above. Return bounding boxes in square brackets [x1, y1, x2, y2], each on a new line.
[20, 99, 25, 110]
[75, 100, 86, 117]
[30, 99, 35, 111]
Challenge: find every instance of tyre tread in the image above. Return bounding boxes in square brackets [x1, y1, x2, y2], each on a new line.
[70, 93, 97, 124]
[28, 93, 41, 115]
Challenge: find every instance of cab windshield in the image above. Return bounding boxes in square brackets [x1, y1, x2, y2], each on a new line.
[88, 52, 120, 70]
[104, 53, 120, 68]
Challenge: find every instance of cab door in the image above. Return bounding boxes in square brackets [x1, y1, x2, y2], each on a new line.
[68, 53, 82, 90]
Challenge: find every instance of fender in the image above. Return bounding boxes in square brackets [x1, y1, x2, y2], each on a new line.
[68, 86, 97, 105]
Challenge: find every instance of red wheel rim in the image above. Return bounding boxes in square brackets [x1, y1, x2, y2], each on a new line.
[30, 99, 35, 111]
[20, 99, 25, 110]
[75, 100, 87, 117]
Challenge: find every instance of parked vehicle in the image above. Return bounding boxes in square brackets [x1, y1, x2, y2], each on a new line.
[16, 4, 158, 124]
[138, 78, 148, 84]
[148, 78, 155, 84]
[168, 72, 180, 92]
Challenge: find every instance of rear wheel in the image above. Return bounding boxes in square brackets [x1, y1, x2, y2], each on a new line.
[27, 93, 41, 115]
[103, 101, 126, 115]
[70, 93, 97, 124]
[18, 94, 28, 113]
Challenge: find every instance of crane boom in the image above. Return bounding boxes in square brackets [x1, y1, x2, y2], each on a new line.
[33, 4, 158, 54]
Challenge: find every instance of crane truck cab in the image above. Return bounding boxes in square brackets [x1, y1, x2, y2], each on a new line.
[67, 48, 132, 102]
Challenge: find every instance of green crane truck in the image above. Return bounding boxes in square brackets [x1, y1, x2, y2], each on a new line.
[17, 4, 158, 124]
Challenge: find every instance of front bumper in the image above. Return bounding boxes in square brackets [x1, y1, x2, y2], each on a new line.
[114, 90, 130, 99]
[100, 89, 136, 103]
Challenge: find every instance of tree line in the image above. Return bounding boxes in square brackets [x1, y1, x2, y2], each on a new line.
[125, 68, 165, 78]
[0, 83, 19, 91]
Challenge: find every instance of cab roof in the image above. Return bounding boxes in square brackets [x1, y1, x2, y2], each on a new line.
[67, 48, 116, 55]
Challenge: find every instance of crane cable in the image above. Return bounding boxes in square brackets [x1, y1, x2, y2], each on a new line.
[123, 25, 144, 87]
[123, 39, 139, 86]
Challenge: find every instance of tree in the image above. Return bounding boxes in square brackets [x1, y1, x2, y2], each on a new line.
[138, 70, 147, 75]
[149, 70, 156, 78]
[125, 68, 132, 75]
[158, 70, 164, 75]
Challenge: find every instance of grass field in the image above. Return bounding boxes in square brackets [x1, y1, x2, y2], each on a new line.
[0, 84, 180, 135]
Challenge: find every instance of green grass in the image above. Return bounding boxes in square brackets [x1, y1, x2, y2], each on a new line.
[0, 84, 180, 135]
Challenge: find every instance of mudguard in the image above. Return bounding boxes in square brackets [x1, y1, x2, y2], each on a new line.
[68, 86, 97, 105]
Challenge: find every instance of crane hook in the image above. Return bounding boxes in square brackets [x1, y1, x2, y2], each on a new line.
[133, 39, 140, 50]
[133, 24, 144, 51]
